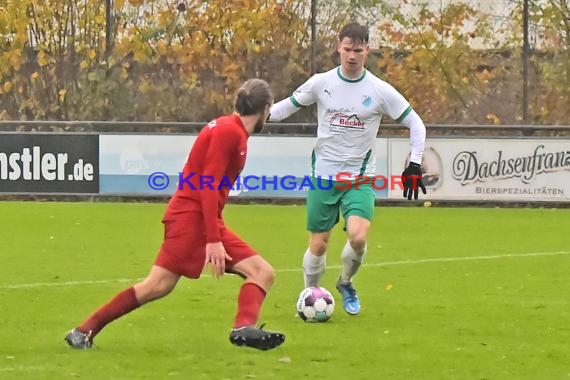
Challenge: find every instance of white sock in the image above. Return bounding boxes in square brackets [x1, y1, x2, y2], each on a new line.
[302, 249, 326, 288]
[340, 240, 366, 283]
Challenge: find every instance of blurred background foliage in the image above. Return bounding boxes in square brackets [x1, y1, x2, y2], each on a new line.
[0, 0, 567, 124]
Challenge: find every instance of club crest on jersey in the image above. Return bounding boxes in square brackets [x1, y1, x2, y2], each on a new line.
[330, 113, 365, 130]
[362, 95, 372, 107]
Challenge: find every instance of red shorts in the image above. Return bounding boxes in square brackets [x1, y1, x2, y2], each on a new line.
[154, 211, 257, 279]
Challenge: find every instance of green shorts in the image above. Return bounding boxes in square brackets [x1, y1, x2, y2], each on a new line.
[306, 177, 376, 233]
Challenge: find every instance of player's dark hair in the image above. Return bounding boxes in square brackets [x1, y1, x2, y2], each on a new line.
[339, 23, 369, 44]
[235, 79, 273, 116]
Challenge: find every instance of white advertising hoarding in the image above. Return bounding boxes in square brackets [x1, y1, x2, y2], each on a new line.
[99, 135, 389, 198]
[389, 138, 570, 201]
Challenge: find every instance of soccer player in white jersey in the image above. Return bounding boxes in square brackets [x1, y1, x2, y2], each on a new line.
[269, 23, 427, 315]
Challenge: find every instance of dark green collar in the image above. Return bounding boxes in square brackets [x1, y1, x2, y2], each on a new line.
[337, 67, 366, 83]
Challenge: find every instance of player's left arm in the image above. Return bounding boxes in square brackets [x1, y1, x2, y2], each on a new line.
[399, 109, 427, 200]
[200, 127, 239, 243]
[200, 127, 237, 277]
[381, 83, 427, 199]
[395, 107, 426, 165]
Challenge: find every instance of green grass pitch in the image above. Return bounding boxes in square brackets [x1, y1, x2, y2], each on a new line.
[0, 201, 569, 379]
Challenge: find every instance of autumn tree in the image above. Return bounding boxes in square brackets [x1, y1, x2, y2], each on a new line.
[374, 1, 501, 124]
[0, 0, 131, 120]
[0, 0, 316, 121]
[111, 0, 315, 121]
[509, 0, 569, 124]
[2, 0, 564, 125]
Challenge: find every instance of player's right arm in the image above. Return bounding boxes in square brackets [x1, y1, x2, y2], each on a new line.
[268, 75, 319, 122]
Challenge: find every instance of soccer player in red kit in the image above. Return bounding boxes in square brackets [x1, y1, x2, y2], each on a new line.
[65, 79, 285, 351]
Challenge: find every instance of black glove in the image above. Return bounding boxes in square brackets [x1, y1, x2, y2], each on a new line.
[402, 162, 427, 200]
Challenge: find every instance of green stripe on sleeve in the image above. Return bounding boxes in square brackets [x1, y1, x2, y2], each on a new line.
[289, 95, 302, 108]
[395, 105, 413, 123]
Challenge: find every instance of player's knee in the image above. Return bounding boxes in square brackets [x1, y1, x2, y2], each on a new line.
[310, 239, 328, 256]
[264, 264, 276, 288]
[154, 280, 175, 298]
[241, 257, 275, 290]
[256, 262, 275, 289]
[135, 278, 174, 303]
[348, 232, 367, 252]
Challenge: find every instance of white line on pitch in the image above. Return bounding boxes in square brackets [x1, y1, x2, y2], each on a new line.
[277, 250, 570, 272]
[1, 250, 568, 290]
[0, 277, 142, 290]
[0, 366, 46, 372]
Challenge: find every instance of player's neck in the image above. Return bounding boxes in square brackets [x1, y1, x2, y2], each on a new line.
[339, 66, 365, 80]
[236, 113, 257, 135]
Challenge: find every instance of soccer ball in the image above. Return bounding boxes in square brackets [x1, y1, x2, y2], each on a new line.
[296, 286, 335, 322]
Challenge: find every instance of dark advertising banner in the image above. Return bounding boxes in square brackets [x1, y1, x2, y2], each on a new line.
[0, 134, 99, 193]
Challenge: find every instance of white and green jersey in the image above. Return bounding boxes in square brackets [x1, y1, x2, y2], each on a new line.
[271, 66, 412, 178]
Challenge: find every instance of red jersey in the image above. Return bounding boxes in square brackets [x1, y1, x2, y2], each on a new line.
[166, 114, 249, 243]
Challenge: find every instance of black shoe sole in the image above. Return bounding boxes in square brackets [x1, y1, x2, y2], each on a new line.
[230, 333, 285, 351]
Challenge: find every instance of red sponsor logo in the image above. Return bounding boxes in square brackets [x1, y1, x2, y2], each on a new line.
[330, 113, 365, 128]
[334, 172, 419, 191]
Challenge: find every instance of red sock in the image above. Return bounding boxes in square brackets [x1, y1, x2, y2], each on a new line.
[234, 282, 266, 328]
[78, 287, 140, 337]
